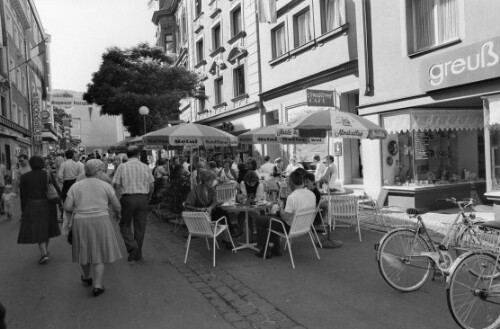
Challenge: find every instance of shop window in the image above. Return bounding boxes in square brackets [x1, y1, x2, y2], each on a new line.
[196, 39, 204, 63]
[320, 0, 346, 34]
[272, 24, 287, 58]
[233, 65, 245, 97]
[409, 0, 459, 53]
[231, 6, 242, 37]
[212, 24, 222, 50]
[293, 8, 312, 48]
[165, 34, 174, 54]
[383, 130, 484, 187]
[214, 77, 224, 105]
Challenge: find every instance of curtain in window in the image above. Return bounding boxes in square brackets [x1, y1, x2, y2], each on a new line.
[275, 27, 286, 57]
[413, 0, 457, 51]
[297, 11, 312, 46]
[325, 0, 345, 32]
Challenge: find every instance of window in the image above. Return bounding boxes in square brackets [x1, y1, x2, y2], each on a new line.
[410, 0, 458, 52]
[0, 96, 7, 117]
[12, 103, 17, 123]
[165, 34, 174, 53]
[293, 9, 312, 47]
[272, 24, 287, 58]
[195, 0, 202, 17]
[233, 66, 245, 97]
[231, 6, 242, 37]
[198, 98, 205, 113]
[214, 78, 224, 104]
[181, 13, 187, 43]
[23, 112, 27, 128]
[196, 39, 204, 63]
[212, 24, 222, 49]
[320, 0, 346, 34]
[17, 107, 22, 125]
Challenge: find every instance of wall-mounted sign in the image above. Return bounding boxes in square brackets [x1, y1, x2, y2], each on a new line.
[421, 37, 500, 91]
[32, 92, 41, 142]
[306, 89, 335, 107]
[334, 142, 343, 156]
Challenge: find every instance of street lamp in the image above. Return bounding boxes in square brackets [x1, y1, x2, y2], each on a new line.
[138, 106, 149, 135]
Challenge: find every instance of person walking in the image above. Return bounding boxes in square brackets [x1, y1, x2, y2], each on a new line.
[259, 155, 274, 180]
[112, 146, 154, 262]
[64, 159, 122, 297]
[57, 149, 84, 202]
[313, 154, 327, 183]
[17, 156, 61, 264]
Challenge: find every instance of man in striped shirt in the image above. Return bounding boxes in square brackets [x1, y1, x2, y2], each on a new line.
[112, 146, 154, 262]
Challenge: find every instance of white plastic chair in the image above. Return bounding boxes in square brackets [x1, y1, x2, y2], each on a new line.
[311, 202, 328, 248]
[263, 206, 319, 269]
[215, 183, 237, 203]
[330, 195, 362, 241]
[182, 211, 236, 267]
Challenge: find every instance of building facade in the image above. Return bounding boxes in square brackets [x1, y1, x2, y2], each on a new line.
[0, 0, 51, 174]
[51, 90, 128, 156]
[355, 0, 500, 208]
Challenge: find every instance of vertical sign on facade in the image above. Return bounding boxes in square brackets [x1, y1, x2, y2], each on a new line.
[32, 92, 42, 142]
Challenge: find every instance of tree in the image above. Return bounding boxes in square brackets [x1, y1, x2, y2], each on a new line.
[83, 43, 200, 136]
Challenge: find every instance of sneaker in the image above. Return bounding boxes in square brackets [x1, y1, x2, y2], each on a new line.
[39, 254, 49, 264]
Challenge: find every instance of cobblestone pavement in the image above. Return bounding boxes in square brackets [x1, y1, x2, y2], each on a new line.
[146, 215, 306, 329]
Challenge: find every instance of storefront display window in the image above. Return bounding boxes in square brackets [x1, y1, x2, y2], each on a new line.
[383, 129, 484, 187]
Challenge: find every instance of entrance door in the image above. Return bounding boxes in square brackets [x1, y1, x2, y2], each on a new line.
[5, 144, 11, 170]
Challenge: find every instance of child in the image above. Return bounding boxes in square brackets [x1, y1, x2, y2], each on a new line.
[2, 185, 16, 220]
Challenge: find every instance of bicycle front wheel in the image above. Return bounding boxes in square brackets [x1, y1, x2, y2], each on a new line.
[447, 253, 500, 329]
[377, 229, 432, 292]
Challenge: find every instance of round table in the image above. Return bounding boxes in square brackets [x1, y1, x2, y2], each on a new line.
[319, 188, 355, 249]
[221, 202, 272, 252]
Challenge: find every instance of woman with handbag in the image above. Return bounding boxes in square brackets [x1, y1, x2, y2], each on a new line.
[64, 159, 122, 297]
[17, 155, 61, 264]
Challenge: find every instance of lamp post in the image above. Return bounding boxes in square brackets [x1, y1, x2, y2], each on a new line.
[138, 106, 149, 135]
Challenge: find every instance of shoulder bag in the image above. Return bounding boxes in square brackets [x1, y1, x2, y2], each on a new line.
[46, 171, 61, 204]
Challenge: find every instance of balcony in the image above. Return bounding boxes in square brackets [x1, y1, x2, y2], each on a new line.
[152, 9, 172, 25]
[11, 0, 31, 29]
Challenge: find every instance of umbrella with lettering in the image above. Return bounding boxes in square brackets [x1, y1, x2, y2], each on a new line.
[238, 124, 324, 144]
[289, 109, 387, 140]
[142, 122, 238, 147]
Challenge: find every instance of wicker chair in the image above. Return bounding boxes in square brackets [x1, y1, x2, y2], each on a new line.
[263, 206, 319, 269]
[215, 183, 237, 203]
[182, 211, 235, 267]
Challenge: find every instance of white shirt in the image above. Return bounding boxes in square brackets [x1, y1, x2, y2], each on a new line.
[58, 159, 84, 182]
[239, 181, 266, 201]
[314, 162, 327, 182]
[260, 162, 274, 175]
[284, 188, 316, 226]
[285, 163, 303, 175]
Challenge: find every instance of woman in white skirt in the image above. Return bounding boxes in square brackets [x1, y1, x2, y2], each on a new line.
[64, 159, 122, 297]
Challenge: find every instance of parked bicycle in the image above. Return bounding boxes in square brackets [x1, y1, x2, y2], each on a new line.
[375, 198, 485, 292]
[446, 220, 500, 329]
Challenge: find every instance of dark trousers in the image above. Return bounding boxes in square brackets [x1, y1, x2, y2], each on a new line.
[120, 194, 148, 256]
[255, 215, 290, 252]
[61, 179, 76, 202]
[211, 207, 234, 234]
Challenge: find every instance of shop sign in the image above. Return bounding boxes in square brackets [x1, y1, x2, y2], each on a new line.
[334, 142, 343, 156]
[32, 92, 42, 142]
[414, 132, 430, 160]
[306, 89, 335, 107]
[422, 37, 500, 91]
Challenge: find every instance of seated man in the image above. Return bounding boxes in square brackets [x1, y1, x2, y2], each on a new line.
[254, 170, 316, 259]
[184, 169, 235, 241]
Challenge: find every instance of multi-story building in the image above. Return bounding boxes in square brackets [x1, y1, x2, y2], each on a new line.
[51, 90, 128, 156]
[355, 0, 500, 209]
[0, 0, 52, 173]
[153, 0, 264, 154]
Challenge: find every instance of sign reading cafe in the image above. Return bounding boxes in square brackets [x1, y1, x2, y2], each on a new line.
[422, 37, 500, 91]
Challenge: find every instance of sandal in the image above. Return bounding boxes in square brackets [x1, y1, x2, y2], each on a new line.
[38, 254, 49, 264]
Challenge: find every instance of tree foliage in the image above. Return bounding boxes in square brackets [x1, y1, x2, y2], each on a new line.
[52, 105, 71, 126]
[83, 43, 200, 136]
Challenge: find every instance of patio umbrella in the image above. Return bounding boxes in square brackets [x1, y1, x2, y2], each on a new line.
[142, 123, 238, 147]
[108, 138, 131, 153]
[289, 109, 387, 139]
[239, 124, 324, 144]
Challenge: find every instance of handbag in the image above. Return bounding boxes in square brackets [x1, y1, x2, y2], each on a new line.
[46, 171, 61, 204]
[67, 229, 73, 245]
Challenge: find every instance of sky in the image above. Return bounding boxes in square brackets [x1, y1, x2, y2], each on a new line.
[36, 0, 157, 92]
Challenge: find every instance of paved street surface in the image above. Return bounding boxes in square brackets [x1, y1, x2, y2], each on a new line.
[1, 197, 465, 329]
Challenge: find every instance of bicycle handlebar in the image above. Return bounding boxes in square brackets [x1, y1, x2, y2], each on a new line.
[437, 197, 475, 209]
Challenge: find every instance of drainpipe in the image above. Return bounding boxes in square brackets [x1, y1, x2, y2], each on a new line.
[255, 0, 265, 156]
[361, 0, 373, 96]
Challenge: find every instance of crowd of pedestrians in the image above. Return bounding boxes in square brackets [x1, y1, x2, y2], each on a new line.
[4, 146, 342, 302]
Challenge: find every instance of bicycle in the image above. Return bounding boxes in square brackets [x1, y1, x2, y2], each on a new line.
[446, 220, 500, 329]
[375, 198, 485, 292]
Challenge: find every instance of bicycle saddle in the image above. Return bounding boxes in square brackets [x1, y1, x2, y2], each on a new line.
[479, 220, 500, 231]
[406, 208, 420, 216]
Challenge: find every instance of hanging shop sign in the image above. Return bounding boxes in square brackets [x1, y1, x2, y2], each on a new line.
[422, 37, 500, 91]
[32, 92, 42, 142]
[306, 89, 335, 107]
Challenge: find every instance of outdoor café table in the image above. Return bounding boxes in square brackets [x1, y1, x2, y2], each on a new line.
[319, 188, 355, 249]
[221, 202, 272, 252]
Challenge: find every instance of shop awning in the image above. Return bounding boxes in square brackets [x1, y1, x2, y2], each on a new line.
[382, 109, 483, 134]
